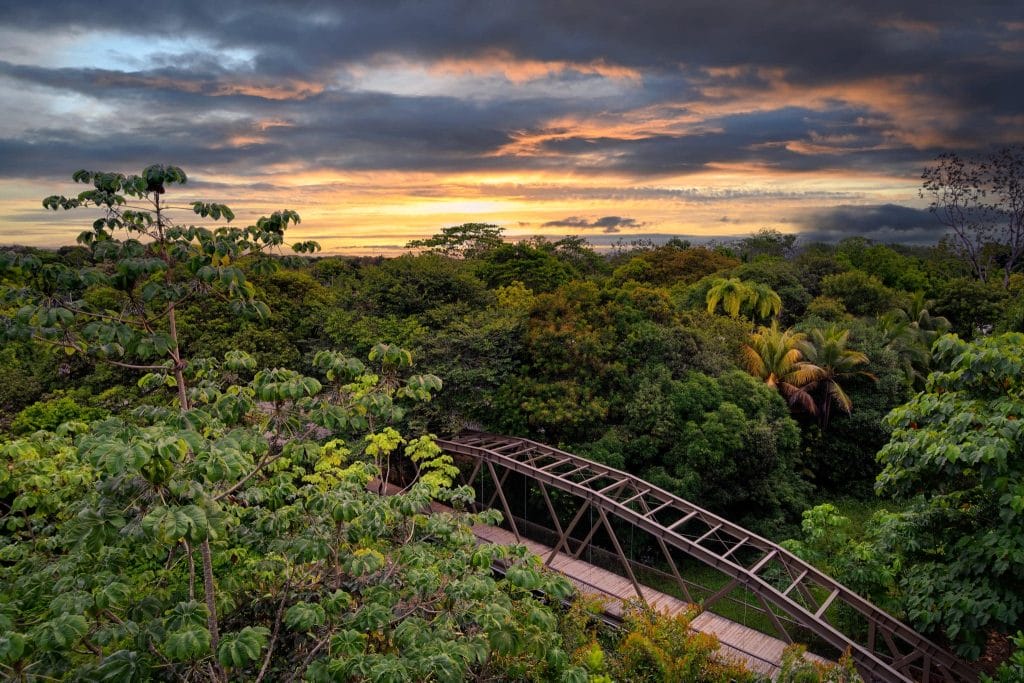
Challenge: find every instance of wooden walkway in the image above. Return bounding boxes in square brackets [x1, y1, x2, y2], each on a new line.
[471, 518, 830, 678]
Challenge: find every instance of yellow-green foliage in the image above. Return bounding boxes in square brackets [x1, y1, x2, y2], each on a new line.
[602, 603, 758, 683]
[777, 644, 863, 683]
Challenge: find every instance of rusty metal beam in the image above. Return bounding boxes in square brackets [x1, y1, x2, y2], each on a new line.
[637, 496, 693, 603]
[485, 460, 520, 541]
[548, 499, 591, 563]
[597, 507, 647, 604]
[536, 482, 564, 567]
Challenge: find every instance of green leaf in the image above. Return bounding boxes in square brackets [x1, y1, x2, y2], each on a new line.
[0, 632, 27, 664]
[331, 629, 366, 657]
[217, 626, 269, 668]
[94, 649, 151, 681]
[35, 614, 89, 651]
[348, 548, 386, 576]
[164, 626, 211, 661]
[285, 602, 326, 632]
[142, 505, 209, 543]
[165, 601, 209, 631]
[94, 581, 132, 610]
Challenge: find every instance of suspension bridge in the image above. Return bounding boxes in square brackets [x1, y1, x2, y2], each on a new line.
[433, 431, 977, 683]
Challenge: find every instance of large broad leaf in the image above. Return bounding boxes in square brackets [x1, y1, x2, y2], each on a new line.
[284, 602, 326, 632]
[164, 601, 209, 631]
[141, 505, 209, 543]
[217, 626, 269, 668]
[330, 629, 366, 657]
[164, 626, 212, 661]
[0, 632, 27, 664]
[348, 548, 385, 576]
[93, 581, 132, 610]
[94, 649, 151, 681]
[35, 614, 88, 651]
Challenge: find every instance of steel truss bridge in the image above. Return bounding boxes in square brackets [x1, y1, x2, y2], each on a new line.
[435, 431, 976, 683]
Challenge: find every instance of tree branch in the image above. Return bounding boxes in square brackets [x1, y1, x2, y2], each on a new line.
[255, 589, 289, 683]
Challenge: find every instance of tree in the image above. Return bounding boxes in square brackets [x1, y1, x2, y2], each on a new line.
[0, 167, 589, 681]
[820, 270, 897, 318]
[730, 258, 812, 325]
[932, 277, 1007, 338]
[6, 166, 318, 660]
[405, 222, 504, 259]
[358, 253, 490, 316]
[637, 246, 739, 286]
[922, 146, 1024, 287]
[875, 333, 1024, 657]
[834, 238, 930, 293]
[799, 326, 874, 427]
[476, 241, 576, 293]
[24, 165, 314, 405]
[877, 292, 951, 387]
[736, 227, 797, 261]
[746, 280, 784, 320]
[705, 277, 749, 317]
[705, 277, 782, 321]
[740, 322, 818, 414]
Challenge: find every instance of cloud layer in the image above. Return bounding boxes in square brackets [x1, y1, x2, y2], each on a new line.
[1, 1, 1021, 251]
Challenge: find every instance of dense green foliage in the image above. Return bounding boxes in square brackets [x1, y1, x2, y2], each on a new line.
[875, 333, 1024, 657]
[1, 167, 784, 682]
[3, 158, 1024, 675]
[787, 334, 1024, 659]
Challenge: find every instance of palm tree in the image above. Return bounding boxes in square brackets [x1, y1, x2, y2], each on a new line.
[741, 322, 821, 414]
[705, 277, 751, 317]
[905, 291, 952, 347]
[744, 281, 783, 320]
[877, 293, 951, 388]
[800, 325, 876, 426]
[878, 309, 930, 387]
[706, 277, 782, 321]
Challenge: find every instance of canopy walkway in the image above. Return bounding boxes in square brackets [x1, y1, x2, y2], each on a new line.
[435, 431, 976, 683]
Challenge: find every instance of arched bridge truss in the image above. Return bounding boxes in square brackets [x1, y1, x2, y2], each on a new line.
[435, 432, 975, 683]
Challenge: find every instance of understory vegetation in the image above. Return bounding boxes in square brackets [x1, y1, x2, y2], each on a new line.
[1, 161, 1022, 679]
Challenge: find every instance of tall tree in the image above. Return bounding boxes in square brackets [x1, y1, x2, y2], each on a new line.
[740, 322, 818, 414]
[1, 168, 591, 681]
[706, 277, 750, 317]
[877, 293, 950, 387]
[706, 277, 782, 321]
[405, 223, 504, 259]
[922, 146, 1024, 287]
[800, 326, 874, 427]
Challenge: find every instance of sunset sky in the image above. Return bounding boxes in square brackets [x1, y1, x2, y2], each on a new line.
[1, 1, 1022, 254]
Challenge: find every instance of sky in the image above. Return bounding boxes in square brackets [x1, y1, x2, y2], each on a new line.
[1, 1, 1022, 254]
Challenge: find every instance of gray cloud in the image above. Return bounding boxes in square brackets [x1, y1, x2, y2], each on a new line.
[0, 0, 1021, 249]
[794, 204, 947, 244]
[0, 0, 1019, 183]
[541, 215, 644, 233]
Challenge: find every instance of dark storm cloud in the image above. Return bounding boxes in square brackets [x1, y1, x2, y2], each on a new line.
[5, 1, 1018, 78]
[541, 216, 644, 232]
[1, 0, 1023, 248]
[580, 233, 728, 248]
[795, 204, 947, 244]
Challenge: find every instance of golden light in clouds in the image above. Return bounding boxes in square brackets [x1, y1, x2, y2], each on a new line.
[5, 6, 1013, 254]
[1, 156, 924, 254]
